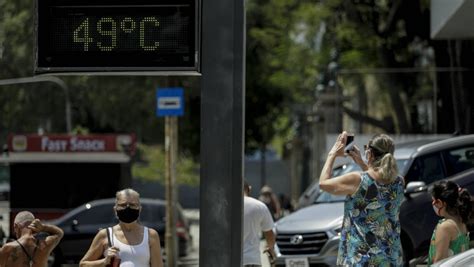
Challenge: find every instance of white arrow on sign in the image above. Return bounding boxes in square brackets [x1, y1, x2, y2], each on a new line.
[158, 97, 181, 110]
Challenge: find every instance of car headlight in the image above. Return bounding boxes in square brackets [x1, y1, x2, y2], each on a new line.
[330, 226, 342, 237]
[329, 219, 343, 237]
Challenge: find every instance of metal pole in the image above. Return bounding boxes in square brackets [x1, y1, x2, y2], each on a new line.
[200, 0, 245, 265]
[165, 116, 177, 266]
[0, 76, 72, 132]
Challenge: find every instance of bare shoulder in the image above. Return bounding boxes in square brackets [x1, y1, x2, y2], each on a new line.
[0, 242, 16, 252]
[0, 243, 21, 265]
[342, 171, 362, 183]
[88, 228, 108, 246]
[148, 227, 160, 239]
[148, 227, 162, 245]
[436, 220, 459, 240]
[439, 220, 459, 232]
[95, 228, 109, 241]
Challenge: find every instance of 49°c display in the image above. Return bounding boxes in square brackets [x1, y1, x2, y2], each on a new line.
[35, 0, 199, 73]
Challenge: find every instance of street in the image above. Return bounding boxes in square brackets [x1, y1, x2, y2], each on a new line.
[182, 210, 272, 267]
[178, 209, 200, 266]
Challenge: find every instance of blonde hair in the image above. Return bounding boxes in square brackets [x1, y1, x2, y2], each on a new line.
[368, 134, 398, 182]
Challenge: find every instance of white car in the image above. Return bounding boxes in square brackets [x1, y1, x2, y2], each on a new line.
[431, 249, 474, 267]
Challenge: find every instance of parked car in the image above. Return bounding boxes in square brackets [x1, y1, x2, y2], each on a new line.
[275, 191, 344, 267]
[48, 198, 192, 266]
[431, 248, 474, 267]
[297, 163, 362, 209]
[0, 163, 10, 201]
[274, 134, 474, 266]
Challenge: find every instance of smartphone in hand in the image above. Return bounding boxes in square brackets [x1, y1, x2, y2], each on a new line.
[345, 134, 355, 153]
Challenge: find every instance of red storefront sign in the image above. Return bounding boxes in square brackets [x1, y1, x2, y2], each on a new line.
[7, 134, 136, 154]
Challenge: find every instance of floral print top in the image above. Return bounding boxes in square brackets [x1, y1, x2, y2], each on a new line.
[337, 172, 404, 267]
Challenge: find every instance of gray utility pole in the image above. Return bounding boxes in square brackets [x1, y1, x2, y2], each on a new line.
[200, 0, 245, 266]
[0, 76, 72, 133]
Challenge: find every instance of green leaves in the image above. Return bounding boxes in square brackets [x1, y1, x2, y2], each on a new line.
[132, 144, 199, 185]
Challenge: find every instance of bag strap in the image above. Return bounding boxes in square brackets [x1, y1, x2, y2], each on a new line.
[16, 239, 35, 264]
[106, 227, 113, 247]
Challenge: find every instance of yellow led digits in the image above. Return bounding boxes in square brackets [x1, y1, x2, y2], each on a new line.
[73, 18, 94, 51]
[73, 17, 160, 51]
[37, 0, 197, 72]
[121, 18, 136, 33]
[97, 18, 117, 51]
[140, 17, 160, 51]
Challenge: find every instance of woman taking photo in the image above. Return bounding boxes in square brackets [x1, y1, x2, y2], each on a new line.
[319, 132, 404, 266]
[428, 181, 472, 265]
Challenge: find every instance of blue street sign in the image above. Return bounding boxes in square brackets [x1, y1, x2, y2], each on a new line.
[156, 87, 184, 117]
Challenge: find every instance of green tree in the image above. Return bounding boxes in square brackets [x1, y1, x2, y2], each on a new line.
[0, 0, 202, 156]
[246, 0, 315, 154]
[132, 143, 199, 185]
[293, 0, 473, 134]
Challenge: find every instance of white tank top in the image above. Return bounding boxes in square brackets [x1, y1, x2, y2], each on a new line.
[108, 226, 150, 267]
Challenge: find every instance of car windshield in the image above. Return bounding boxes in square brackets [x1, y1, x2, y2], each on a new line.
[333, 163, 362, 176]
[396, 159, 409, 175]
[314, 191, 346, 204]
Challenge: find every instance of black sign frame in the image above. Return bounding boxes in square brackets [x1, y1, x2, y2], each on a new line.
[35, 0, 200, 74]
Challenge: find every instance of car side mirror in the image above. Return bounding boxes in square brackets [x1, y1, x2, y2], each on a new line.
[404, 181, 427, 196]
[466, 149, 474, 160]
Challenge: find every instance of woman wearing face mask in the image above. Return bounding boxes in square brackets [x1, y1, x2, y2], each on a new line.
[428, 181, 473, 265]
[80, 188, 164, 267]
[319, 132, 404, 266]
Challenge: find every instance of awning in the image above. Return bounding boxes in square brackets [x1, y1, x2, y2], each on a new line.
[0, 152, 130, 163]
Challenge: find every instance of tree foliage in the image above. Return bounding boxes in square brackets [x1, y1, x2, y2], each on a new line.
[292, 0, 473, 134]
[1, 0, 472, 165]
[132, 144, 199, 185]
[0, 0, 202, 156]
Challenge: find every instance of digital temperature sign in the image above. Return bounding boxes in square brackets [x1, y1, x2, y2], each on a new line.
[35, 0, 199, 74]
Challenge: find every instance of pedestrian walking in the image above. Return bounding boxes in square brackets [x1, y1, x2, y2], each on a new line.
[427, 181, 472, 265]
[0, 211, 64, 267]
[258, 185, 281, 221]
[80, 188, 164, 267]
[278, 193, 294, 217]
[319, 132, 404, 266]
[244, 181, 276, 267]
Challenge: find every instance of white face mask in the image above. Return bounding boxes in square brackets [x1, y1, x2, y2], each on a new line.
[432, 204, 440, 216]
[432, 199, 444, 217]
